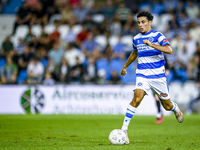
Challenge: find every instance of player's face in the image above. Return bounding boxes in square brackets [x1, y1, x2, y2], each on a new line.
[137, 17, 152, 34]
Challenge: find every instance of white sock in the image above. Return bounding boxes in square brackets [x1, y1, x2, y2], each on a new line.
[156, 112, 162, 119]
[171, 101, 178, 112]
[121, 104, 137, 131]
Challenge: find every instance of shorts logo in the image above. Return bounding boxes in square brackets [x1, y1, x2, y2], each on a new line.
[138, 82, 142, 86]
[160, 93, 168, 97]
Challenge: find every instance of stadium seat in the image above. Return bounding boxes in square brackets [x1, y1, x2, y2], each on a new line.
[157, 13, 172, 32]
[0, 57, 6, 67]
[44, 24, 55, 34]
[109, 59, 123, 74]
[32, 25, 42, 37]
[121, 35, 133, 52]
[108, 35, 119, 48]
[17, 69, 27, 84]
[58, 25, 69, 40]
[10, 35, 19, 47]
[96, 58, 108, 70]
[49, 14, 62, 24]
[151, 13, 159, 30]
[15, 25, 29, 39]
[72, 24, 82, 34]
[94, 35, 107, 51]
[92, 14, 105, 23]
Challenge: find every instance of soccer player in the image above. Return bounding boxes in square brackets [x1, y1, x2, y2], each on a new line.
[120, 11, 183, 144]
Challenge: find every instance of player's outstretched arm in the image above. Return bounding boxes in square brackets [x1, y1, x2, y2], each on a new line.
[121, 51, 138, 78]
[143, 39, 173, 54]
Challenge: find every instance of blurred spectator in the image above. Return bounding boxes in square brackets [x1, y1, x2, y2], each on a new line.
[185, 34, 197, 59]
[108, 69, 121, 84]
[163, 0, 177, 13]
[130, 22, 140, 36]
[187, 51, 200, 114]
[68, 0, 80, 8]
[60, 3, 75, 24]
[186, 1, 199, 21]
[111, 36, 126, 60]
[12, 2, 32, 35]
[43, 72, 55, 85]
[189, 21, 200, 45]
[121, 23, 131, 36]
[115, 2, 130, 25]
[64, 24, 77, 44]
[48, 42, 65, 66]
[168, 12, 180, 30]
[103, 0, 116, 23]
[29, 35, 42, 52]
[84, 57, 97, 83]
[45, 58, 59, 81]
[1, 36, 14, 57]
[14, 38, 26, 55]
[178, 10, 192, 29]
[125, 13, 135, 27]
[26, 0, 39, 9]
[70, 56, 84, 83]
[151, 0, 165, 15]
[49, 21, 60, 43]
[39, 24, 51, 50]
[18, 45, 34, 71]
[97, 68, 106, 84]
[27, 56, 44, 84]
[196, 11, 200, 26]
[82, 13, 97, 31]
[188, 52, 199, 80]
[2, 56, 18, 84]
[31, 2, 48, 25]
[109, 14, 122, 36]
[175, 1, 185, 19]
[170, 34, 184, 54]
[81, 32, 100, 58]
[76, 25, 88, 47]
[40, 0, 58, 21]
[177, 45, 190, 69]
[73, 3, 88, 23]
[37, 47, 48, 68]
[58, 57, 70, 83]
[82, 0, 95, 9]
[24, 26, 34, 44]
[87, 2, 103, 15]
[64, 43, 85, 67]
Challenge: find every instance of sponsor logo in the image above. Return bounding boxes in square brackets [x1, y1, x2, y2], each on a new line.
[160, 93, 168, 97]
[138, 82, 142, 86]
[20, 86, 45, 114]
[163, 39, 168, 43]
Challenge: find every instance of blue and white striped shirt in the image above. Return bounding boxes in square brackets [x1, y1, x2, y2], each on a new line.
[132, 29, 170, 79]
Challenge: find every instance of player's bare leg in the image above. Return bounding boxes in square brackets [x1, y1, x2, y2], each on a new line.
[122, 89, 146, 144]
[160, 99, 183, 123]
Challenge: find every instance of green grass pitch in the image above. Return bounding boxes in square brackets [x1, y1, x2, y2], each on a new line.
[0, 115, 200, 150]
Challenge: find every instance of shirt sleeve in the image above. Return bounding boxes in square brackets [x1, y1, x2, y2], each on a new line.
[132, 39, 137, 51]
[157, 32, 170, 46]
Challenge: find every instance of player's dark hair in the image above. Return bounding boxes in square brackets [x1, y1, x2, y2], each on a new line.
[137, 11, 154, 21]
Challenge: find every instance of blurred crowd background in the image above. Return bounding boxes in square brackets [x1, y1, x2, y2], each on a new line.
[0, 0, 200, 85]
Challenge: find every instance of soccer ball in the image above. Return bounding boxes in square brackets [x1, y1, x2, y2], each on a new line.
[109, 129, 126, 145]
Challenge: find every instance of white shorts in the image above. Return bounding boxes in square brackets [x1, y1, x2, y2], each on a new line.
[134, 77, 170, 100]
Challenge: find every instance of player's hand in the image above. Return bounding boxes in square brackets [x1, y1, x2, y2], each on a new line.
[143, 39, 152, 47]
[121, 67, 127, 78]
